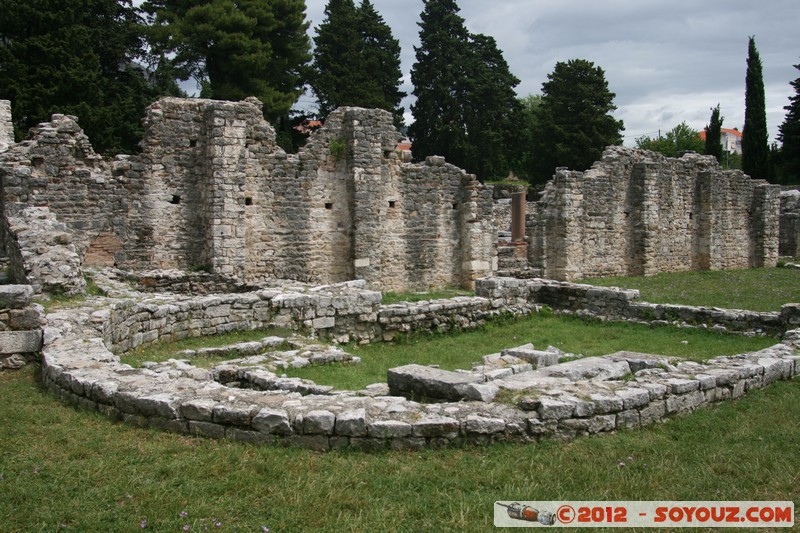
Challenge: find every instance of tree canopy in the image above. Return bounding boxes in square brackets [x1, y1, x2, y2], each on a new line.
[529, 59, 624, 183]
[311, 0, 405, 125]
[742, 36, 769, 180]
[142, 0, 311, 122]
[0, 0, 173, 154]
[408, 0, 520, 182]
[777, 62, 800, 184]
[636, 122, 704, 158]
[704, 105, 724, 163]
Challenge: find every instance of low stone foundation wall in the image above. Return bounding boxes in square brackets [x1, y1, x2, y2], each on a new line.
[39, 287, 800, 452]
[0, 285, 44, 369]
[476, 278, 800, 336]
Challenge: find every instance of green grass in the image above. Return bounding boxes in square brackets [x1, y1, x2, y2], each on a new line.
[381, 287, 474, 305]
[119, 327, 294, 368]
[579, 268, 800, 312]
[1, 367, 798, 532]
[285, 314, 777, 390]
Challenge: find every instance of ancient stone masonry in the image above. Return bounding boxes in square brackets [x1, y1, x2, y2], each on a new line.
[0, 98, 496, 293]
[780, 189, 800, 258]
[0, 284, 44, 369]
[0, 100, 12, 152]
[527, 147, 781, 280]
[36, 276, 800, 451]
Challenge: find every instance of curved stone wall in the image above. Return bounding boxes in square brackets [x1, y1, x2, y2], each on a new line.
[39, 284, 800, 452]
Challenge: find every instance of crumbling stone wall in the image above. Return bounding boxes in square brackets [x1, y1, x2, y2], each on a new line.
[780, 190, 800, 258]
[0, 98, 497, 292]
[528, 147, 781, 280]
[0, 100, 12, 151]
[0, 285, 44, 369]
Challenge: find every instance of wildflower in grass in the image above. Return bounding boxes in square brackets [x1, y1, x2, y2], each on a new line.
[262, 527, 270, 532]
[183, 525, 190, 532]
[618, 461, 626, 468]
[140, 518, 148, 529]
[180, 511, 188, 518]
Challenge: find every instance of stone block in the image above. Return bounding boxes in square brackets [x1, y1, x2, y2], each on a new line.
[616, 409, 640, 429]
[665, 390, 705, 414]
[0, 285, 33, 309]
[538, 397, 576, 420]
[180, 399, 217, 422]
[639, 400, 666, 424]
[411, 416, 459, 438]
[252, 408, 291, 435]
[367, 420, 412, 438]
[335, 408, 367, 437]
[0, 330, 43, 355]
[615, 387, 651, 409]
[387, 364, 484, 401]
[589, 393, 624, 414]
[464, 415, 506, 434]
[302, 410, 336, 435]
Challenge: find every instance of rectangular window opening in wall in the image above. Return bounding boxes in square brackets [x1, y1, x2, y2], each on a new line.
[452, 203, 458, 210]
[170, 195, 181, 205]
[325, 202, 334, 210]
[245, 197, 253, 206]
[189, 139, 197, 147]
[689, 212, 693, 220]
[389, 200, 396, 208]
[383, 150, 392, 158]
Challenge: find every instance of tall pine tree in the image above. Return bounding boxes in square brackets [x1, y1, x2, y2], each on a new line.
[143, 0, 311, 122]
[409, 0, 520, 181]
[530, 59, 624, 183]
[409, 0, 472, 170]
[311, 0, 405, 125]
[742, 36, 769, 180]
[0, 0, 170, 154]
[705, 104, 724, 163]
[778, 62, 800, 184]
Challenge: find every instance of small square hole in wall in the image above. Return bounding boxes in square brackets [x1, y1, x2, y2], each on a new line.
[389, 200, 396, 208]
[688, 212, 693, 220]
[325, 202, 334, 210]
[452, 203, 458, 210]
[189, 139, 197, 147]
[170, 195, 181, 205]
[245, 197, 253, 206]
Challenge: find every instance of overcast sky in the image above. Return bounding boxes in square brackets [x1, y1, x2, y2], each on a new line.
[300, 0, 799, 146]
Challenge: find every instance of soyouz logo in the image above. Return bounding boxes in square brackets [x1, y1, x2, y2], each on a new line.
[494, 501, 795, 528]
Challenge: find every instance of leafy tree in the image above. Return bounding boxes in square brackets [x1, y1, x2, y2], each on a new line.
[311, 0, 405, 125]
[704, 104, 723, 163]
[636, 122, 704, 158]
[777, 62, 800, 184]
[0, 0, 171, 154]
[409, 0, 520, 181]
[143, 0, 311, 122]
[511, 94, 542, 181]
[529, 59, 624, 183]
[742, 36, 769, 180]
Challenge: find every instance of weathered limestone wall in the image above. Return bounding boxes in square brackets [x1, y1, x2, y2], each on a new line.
[0, 100, 12, 151]
[0, 285, 44, 369]
[529, 147, 781, 280]
[780, 190, 800, 258]
[0, 98, 496, 292]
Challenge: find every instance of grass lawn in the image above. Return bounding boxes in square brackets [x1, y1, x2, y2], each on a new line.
[286, 314, 777, 390]
[578, 268, 800, 312]
[1, 367, 798, 531]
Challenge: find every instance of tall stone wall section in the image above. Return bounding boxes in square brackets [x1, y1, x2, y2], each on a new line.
[780, 190, 800, 258]
[0, 285, 44, 369]
[0, 100, 12, 151]
[528, 147, 781, 280]
[0, 98, 496, 292]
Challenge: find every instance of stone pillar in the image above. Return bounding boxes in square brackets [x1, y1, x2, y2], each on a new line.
[0, 100, 12, 150]
[511, 191, 526, 243]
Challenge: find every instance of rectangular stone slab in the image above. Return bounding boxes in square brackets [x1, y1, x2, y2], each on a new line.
[388, 364, 484, 401]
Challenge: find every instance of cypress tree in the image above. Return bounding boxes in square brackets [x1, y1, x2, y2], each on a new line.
[742, 36, 769, 180]
[409, 0, 472, 169]
[409, 0, 521, 181]
[705, 104, 724, 163]
[530, 59, 624, 183]
[778, 62, 800, 184]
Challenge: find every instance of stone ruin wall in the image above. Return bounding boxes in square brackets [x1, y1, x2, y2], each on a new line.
[780, 190, 800, 258]
[528, 147, 781, 280]
[0, 98, 496, 293]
